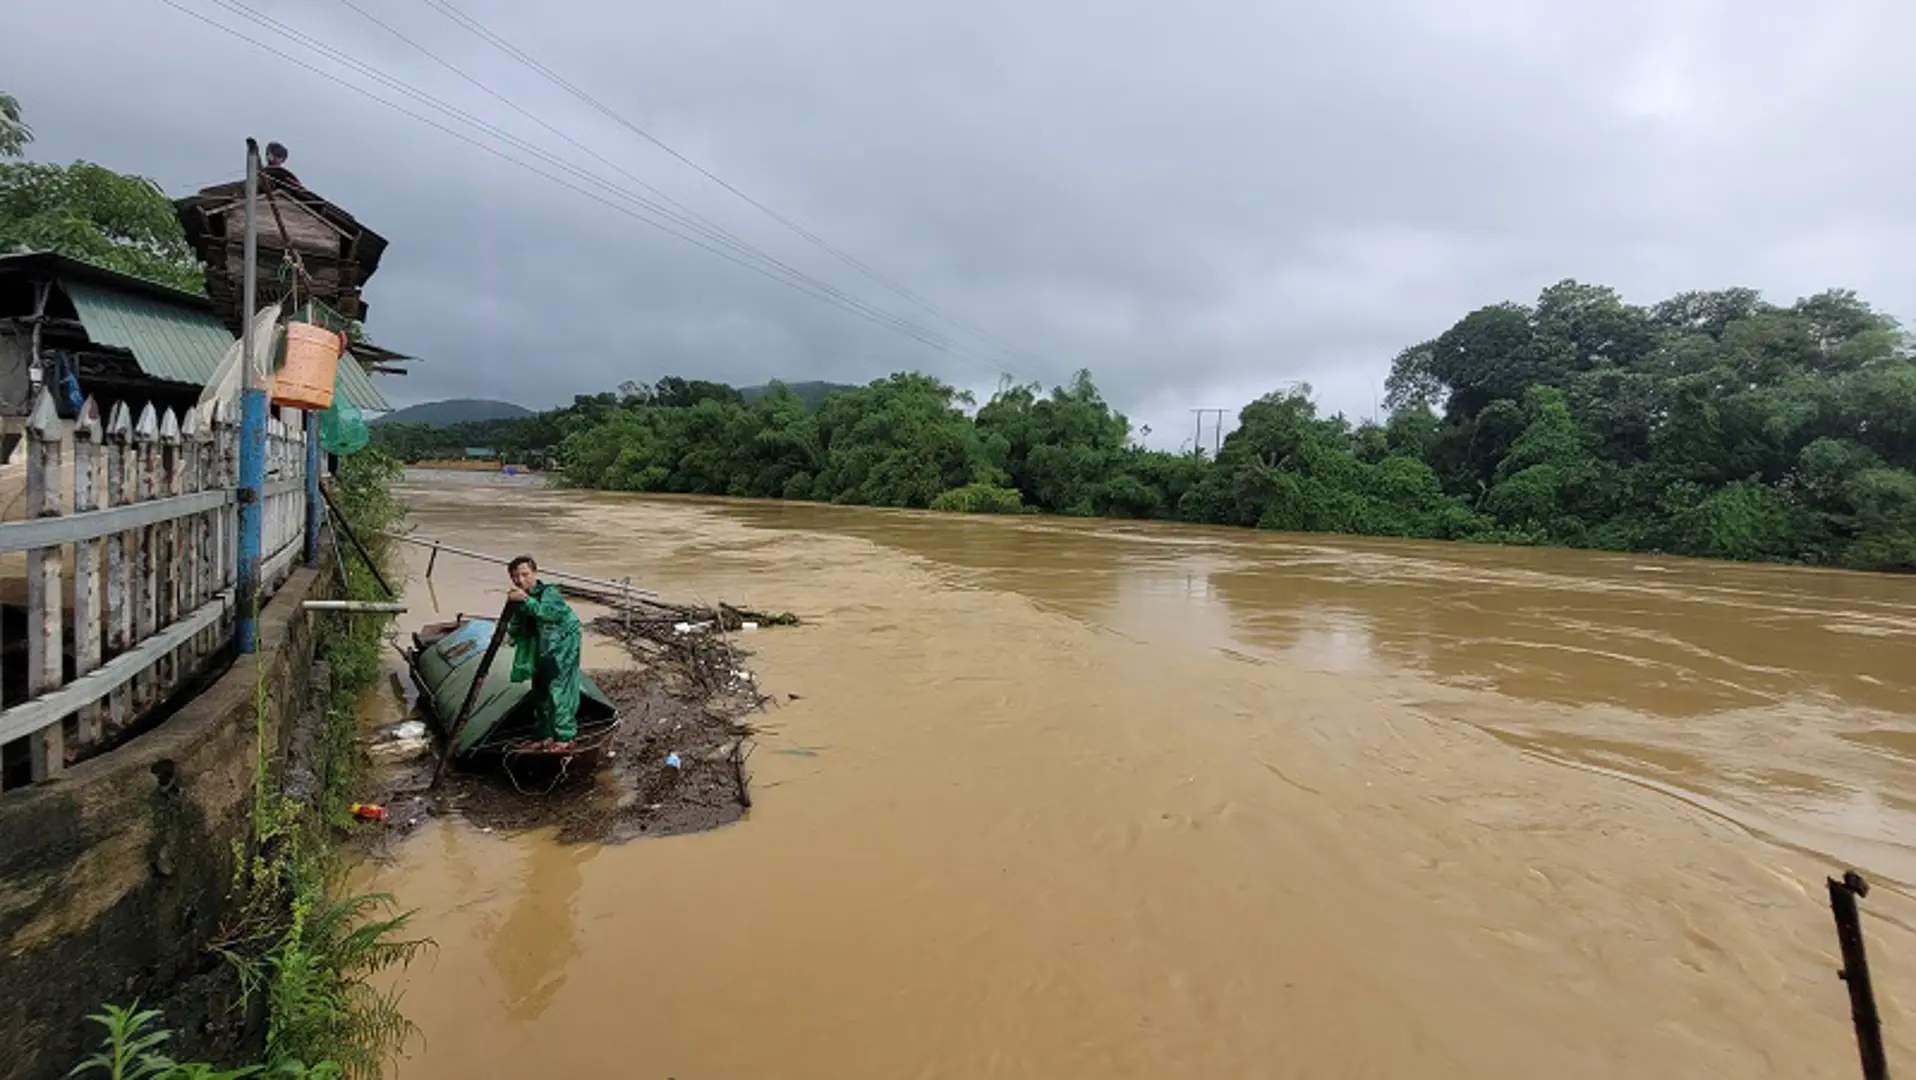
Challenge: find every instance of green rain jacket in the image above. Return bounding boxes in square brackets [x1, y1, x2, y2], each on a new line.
[506, 581, 582, 742]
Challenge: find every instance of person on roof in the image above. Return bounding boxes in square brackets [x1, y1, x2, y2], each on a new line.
[505, 554, 581, 751]
[263, 141, 301, 187]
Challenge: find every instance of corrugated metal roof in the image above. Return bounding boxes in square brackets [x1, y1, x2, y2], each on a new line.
[337, 349, 393, 412]
[64, 279, 233, 386]
[63, 279, 391, 412]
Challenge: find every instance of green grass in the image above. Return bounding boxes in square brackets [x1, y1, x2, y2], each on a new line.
[86, 449, 428, 1080]
[68, 1001, 340, 1079]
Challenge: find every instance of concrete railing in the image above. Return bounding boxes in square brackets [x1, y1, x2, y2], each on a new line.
[0, 387, 311, 790]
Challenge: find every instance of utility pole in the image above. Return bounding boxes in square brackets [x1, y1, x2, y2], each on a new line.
[1190, 408, 1227, 455]
[236, 138, 265, 653]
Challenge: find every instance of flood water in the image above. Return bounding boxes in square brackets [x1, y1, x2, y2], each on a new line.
[356, 470, 1916, 1079]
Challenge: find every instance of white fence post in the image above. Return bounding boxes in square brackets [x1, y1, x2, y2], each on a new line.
[133, 404, 158, 713]
[25, 389, 65, 780]
[72, 398, 104, 748]
[181, 410, 205, 674]
[159, 409, 183, 694]
[105, 402, 132, 737]
[0, 392, 262, 793]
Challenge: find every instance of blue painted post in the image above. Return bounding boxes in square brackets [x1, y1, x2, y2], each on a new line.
[236, 139, 265, 653]
[304, 410, 321, 566]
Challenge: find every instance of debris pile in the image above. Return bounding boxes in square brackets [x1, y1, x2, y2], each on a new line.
[362, 592, 800, 846]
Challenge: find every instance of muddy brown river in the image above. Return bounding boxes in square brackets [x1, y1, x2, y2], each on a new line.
[354, 469, 1916, 1079]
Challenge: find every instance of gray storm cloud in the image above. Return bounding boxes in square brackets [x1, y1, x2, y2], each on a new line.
[8, 0, 1913, 446]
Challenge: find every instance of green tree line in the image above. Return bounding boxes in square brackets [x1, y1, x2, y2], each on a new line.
[0, 92, 204, 293]
[380, 279, 1916, 572]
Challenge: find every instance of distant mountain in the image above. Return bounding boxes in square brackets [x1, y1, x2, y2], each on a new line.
[739, 381, 858, 411]
[373, 398, 532, 426]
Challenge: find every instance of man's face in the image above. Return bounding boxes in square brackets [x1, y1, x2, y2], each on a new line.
[510, 563, 536, 592]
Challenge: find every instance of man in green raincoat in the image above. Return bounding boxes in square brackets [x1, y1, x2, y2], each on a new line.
[506, 555, 582, 750]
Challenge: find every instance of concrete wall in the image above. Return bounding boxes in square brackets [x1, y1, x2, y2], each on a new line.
[0, 565, 324, 1080]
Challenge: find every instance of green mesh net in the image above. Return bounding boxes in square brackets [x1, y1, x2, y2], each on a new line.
[319, 366, 369, 456]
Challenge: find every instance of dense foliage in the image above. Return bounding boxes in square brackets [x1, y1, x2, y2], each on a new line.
[0, 92, 28, 159]
[0, 92, 204, 292]
[381, 287, 1916, 572]
[180, 449, 423, 1079]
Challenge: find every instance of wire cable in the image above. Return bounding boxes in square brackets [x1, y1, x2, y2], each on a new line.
[414, 0, 1052, 374]
[330, 0, 854, 293]
[324, 0, 1028, 375]
[196, 0, 993, 362]
[160, 0, 1011, 367]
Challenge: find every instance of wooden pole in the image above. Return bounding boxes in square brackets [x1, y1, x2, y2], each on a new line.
[304, 410, 322, 566]
[431, 600, 518, 787]
[1829, 870, 1891, 1080]
[317, 480, 395, 599]
[376, 530, 660, 599]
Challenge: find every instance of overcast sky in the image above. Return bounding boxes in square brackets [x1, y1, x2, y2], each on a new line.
[9, 0, 1915, 448]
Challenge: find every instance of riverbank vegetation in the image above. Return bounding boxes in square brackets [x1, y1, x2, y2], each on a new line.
[378, 281, 1916, 572]
[76, 450, 425, 1080]
[0, 91, 204, 292]
[4, 89, 425, 1075]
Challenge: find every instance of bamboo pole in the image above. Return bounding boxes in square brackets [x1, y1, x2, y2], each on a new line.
[318, 480, 395, 599]
[431, 600, 518, 787]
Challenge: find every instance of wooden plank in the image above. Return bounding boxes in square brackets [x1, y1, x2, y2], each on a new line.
[263, 533, 301, 583]
[72, 398, 104, 747]
[0, 490, 233, 552]
[25, 389, 64, 780]
[105, 402, 131, 737]
[0, 593, 232, 746]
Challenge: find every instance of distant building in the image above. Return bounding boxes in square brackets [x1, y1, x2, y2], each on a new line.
[465, 447, 497, 460]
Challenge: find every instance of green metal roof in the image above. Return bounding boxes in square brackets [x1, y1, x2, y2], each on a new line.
[64, 279, 233, 385]
[336, 349, 392, 413]
[63, 279, 391, 412]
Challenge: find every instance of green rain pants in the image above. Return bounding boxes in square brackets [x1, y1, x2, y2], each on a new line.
[507, 581, 582, 742]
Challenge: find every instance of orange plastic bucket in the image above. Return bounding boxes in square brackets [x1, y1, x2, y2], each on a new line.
[272, 321, 344, 410]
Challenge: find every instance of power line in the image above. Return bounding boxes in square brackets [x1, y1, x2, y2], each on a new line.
[329, 0, 756, 259]
[319, 0, 1034, 375]
[413, 0, 1053, 375]
[330, 0, 976, 357]
[194, 0, 993, 363]
[160, 0, 1011, 367]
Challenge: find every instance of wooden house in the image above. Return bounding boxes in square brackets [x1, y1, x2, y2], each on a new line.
[174, 175, 390, 334]
[0, 251, 392, 462]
